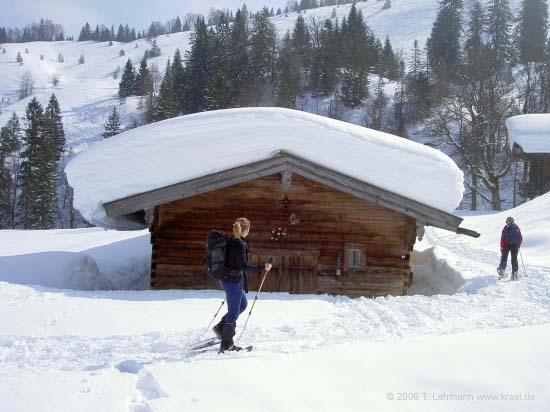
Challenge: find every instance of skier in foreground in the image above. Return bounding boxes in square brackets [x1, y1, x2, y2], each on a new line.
[497, 216, 523, 280]
[213, 217, 272, 352]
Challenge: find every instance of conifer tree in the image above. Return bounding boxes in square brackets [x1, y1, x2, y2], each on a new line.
[183, 18, 212, 113]
[173, 16, 183, 33]
[170, 50, 187, 114]
[154, 61, 177, 120]
[428, 0, 464, 79]
[249, 10, 277, 81]
[135, 58, 153, 96]
[228, 7, 250, 103]
[211, 14, 231, 76]
[147, 40, 161, 58]
[340, 4, 371, 107]
[43, 94, 65, 158]
[405, 39, 432, 120]
[395, 60, 408, 137]
[518, 0, 548, 64]
[318, 19, 341, 96]
[206, 70, 233, 110]
[276, 32, 302, 107]
[292, 14, 312, 76]
[463, 0, 485, 67]
[116, 24, 125, 42]
[381, 36, 399, 80]
[486, 0, 513, 63]
[102, 107, 122, 138]
[0, 113, 22, 228]
[79, 23, 92, 41]
[369, 78, 388, 131]
[119, 58, 135, 98]
[19, 98, 58, 229]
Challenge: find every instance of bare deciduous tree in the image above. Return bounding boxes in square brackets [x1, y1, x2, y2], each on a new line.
[18, 71, 35, 100]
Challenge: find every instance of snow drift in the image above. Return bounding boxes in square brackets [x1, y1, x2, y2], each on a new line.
[65, 107, 465, 229]
[0, 228, 150, 290]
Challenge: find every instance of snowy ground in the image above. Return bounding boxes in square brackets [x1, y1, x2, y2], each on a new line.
[1, 194, 549, 411]
[0, 1, 545, 409]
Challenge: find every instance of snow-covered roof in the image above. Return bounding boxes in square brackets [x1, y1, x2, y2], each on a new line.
[506, 114, 550, 154]
[65, 107, 465, 229]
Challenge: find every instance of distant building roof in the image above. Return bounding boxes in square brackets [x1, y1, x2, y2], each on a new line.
[506, 114, 550, 154]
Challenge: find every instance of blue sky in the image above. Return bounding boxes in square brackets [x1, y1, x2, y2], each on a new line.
[1, 0, 285, 36]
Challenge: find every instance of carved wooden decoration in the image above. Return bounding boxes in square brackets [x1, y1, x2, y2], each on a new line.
[281, 170, 293, 193]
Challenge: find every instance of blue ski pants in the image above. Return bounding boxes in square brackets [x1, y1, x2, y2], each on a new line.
[220, 279, 248, 324]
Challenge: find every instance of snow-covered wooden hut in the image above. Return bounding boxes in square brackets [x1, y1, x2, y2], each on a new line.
[506, 114, 550, 199]
[66, 108, 478, 297]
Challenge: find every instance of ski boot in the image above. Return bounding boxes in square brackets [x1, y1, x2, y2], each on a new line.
[497, 267, 505, 280]
[219, 323, 242, 353]
[511, 271, 518, 281]
[212, 319, 224, 340]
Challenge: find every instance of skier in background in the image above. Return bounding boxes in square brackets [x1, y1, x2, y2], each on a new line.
[497, 216, 523, 280]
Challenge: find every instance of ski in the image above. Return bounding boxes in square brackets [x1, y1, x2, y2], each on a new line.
[218, 345, 253, 354]
[188, 337, 220, 351]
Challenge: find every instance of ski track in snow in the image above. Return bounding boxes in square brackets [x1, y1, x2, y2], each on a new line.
[1, 227, 549, 372]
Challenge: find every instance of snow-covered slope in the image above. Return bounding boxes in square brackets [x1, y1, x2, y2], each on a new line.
[0, 0, 521, 153]
[454, 192, 550, 266]
[65, 107, 464, 228]
[0, 34, 191, 148]
[1, 192, 550, 411]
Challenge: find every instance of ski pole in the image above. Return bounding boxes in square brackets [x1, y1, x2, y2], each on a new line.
[519, 249, 528, 278]
[200, 299, 225, 338]
[238, 257, 273, 342]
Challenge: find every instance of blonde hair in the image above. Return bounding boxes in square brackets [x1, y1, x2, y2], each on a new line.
[233, 217, 251, 237]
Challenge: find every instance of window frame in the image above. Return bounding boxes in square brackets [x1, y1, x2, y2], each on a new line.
[344, 243, 367, 271]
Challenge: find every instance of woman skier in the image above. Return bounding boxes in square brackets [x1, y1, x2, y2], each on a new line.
[213, 217, 272, 352]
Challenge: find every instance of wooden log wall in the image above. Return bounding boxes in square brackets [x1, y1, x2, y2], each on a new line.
[544, 157, 550, 192]
[150, 173, 416, 297]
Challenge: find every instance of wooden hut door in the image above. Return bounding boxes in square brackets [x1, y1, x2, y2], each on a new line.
[248, 250, 319, 294]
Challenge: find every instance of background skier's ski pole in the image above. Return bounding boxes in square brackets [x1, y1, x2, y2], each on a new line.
[238, 257, 273, 342]
[200, 299, 225, 338]
[519, 249, 528, 277]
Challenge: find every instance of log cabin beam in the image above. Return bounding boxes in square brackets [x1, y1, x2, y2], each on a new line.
[104, 152, 478, 237]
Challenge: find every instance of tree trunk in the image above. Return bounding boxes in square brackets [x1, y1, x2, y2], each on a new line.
[490, 179, 502, 211]
[470, 168, 478, 211]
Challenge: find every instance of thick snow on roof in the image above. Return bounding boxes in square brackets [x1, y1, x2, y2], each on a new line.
[65, 108, 464, 229]
[506, 114, 550, 153]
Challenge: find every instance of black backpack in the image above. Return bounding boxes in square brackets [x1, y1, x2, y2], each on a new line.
[205, 230, 228, 280]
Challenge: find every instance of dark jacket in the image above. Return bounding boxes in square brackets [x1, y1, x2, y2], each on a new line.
[500, 223, 522, 248]
[225, 236, 265, 291]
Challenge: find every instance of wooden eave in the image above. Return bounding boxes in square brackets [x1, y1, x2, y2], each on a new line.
[103, 151, 480, 237]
